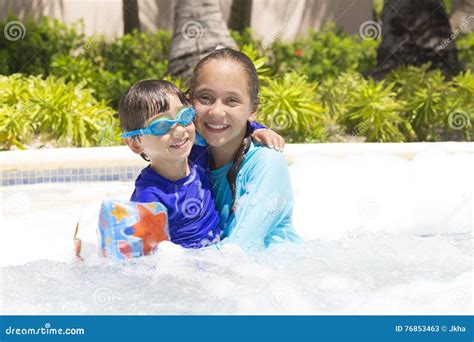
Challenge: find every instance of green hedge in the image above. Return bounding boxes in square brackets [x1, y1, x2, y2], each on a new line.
[0, 74, 119, 150]
[0, 15, 84, 76]
[0, 16, 473, 149]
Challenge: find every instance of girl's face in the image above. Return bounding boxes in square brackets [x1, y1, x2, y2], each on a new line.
[192, 59, 256, 149]
[130, 94, 195, 163]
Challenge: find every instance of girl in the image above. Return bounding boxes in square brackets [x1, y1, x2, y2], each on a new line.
[188, 48, 302, 250]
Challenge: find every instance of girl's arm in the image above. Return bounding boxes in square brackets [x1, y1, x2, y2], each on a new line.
[222, 148, 301, 250]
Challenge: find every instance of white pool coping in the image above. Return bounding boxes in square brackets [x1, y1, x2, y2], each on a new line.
[1, 142, 474, 171]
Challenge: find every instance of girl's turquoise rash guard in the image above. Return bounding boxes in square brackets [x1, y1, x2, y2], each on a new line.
[191, 138, 302, 250]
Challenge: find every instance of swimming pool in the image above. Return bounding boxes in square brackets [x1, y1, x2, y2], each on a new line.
[0, 143, 472, 314]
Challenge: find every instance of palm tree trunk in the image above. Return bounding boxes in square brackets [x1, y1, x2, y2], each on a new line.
[123, 0, 141, 34]
[168, 0, 237, 79]
[228, 0, 253, 33]
[371, 0, 463, 79]
[450, 0, 474, 31]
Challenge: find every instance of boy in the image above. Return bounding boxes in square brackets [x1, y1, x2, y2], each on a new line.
[119, 79, 220, 248]
[119, 79, 280, 249]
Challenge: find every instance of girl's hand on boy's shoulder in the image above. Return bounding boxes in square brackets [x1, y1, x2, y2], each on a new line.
[251, 128, 285, 152]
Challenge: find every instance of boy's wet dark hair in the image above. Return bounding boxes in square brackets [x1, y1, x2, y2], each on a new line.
[119, 79, 187, 161]
[119, 79, 187, 133]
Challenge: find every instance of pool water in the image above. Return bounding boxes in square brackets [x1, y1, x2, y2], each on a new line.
[0, 150, 472, 314]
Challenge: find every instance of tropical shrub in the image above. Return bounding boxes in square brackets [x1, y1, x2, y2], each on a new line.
[241, 44, 271, 81]
[0, 74, 119, 150]
[268, 24, 378, 82]
[386, 65, 473, 141]
[344, 79, 408, 142]
[445, 70, 474, 140]
[231, 28, 263, 51]
[318, 71, 364, 121]
[258, 72, 326, 142]
[1, 16, 473, 146]
[50, 54, 122, 105]
[458, 33, 474, 70]
[0, 15, 84, 76]
[82, 29, 170, 80]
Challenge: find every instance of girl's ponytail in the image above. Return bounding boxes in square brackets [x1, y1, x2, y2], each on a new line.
[227, 122, 252, 214]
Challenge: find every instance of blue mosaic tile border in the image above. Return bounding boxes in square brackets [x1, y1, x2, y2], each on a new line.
[1, 166, 143, 187]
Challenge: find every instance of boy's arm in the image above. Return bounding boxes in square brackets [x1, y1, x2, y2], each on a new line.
[249, 121, 267, 131]
[249, 121, 285, 152]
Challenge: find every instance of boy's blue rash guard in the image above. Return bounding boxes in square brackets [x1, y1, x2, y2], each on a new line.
[131, 164, 220, 248]
[209, 142, 302, 250]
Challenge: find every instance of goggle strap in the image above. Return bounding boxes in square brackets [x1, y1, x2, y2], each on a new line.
[121, 128, 148, 138]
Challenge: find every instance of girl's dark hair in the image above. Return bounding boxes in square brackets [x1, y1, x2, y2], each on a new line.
[119, 79, 187, 161]
[189, 48, 259, 213]
[227, 122, 253, 212]
[189, 47, 260, 106]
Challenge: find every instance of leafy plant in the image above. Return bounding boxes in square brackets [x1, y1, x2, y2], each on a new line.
[50, 54, 121, 105]
[387, 65, 451, 141]
[457, 33, 474, 71]
[81, 29, 171, 108]
[231, 28, 263, 50]
[344, 79, 408, 142]
[2, 16, 473, 146]
[82, 29, 170, 78]
[0, 15, 85, 76]
[372, 0, 384, 21]
[259, 72, 326, 142]
[241, 44, 271, 81]
[0, 74, 119, 150]
[444, 70, 474, 140]
[318, 72, 364, 120]
[269, 23, 378, 82]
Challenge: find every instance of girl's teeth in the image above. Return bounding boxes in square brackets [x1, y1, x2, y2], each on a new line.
[207, 124, 228, 129]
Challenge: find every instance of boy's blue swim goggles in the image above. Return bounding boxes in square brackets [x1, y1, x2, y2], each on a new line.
[120, 107, 196, 138]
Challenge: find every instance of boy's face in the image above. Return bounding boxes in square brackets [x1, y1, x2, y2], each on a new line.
[126, 94, 195, 163]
